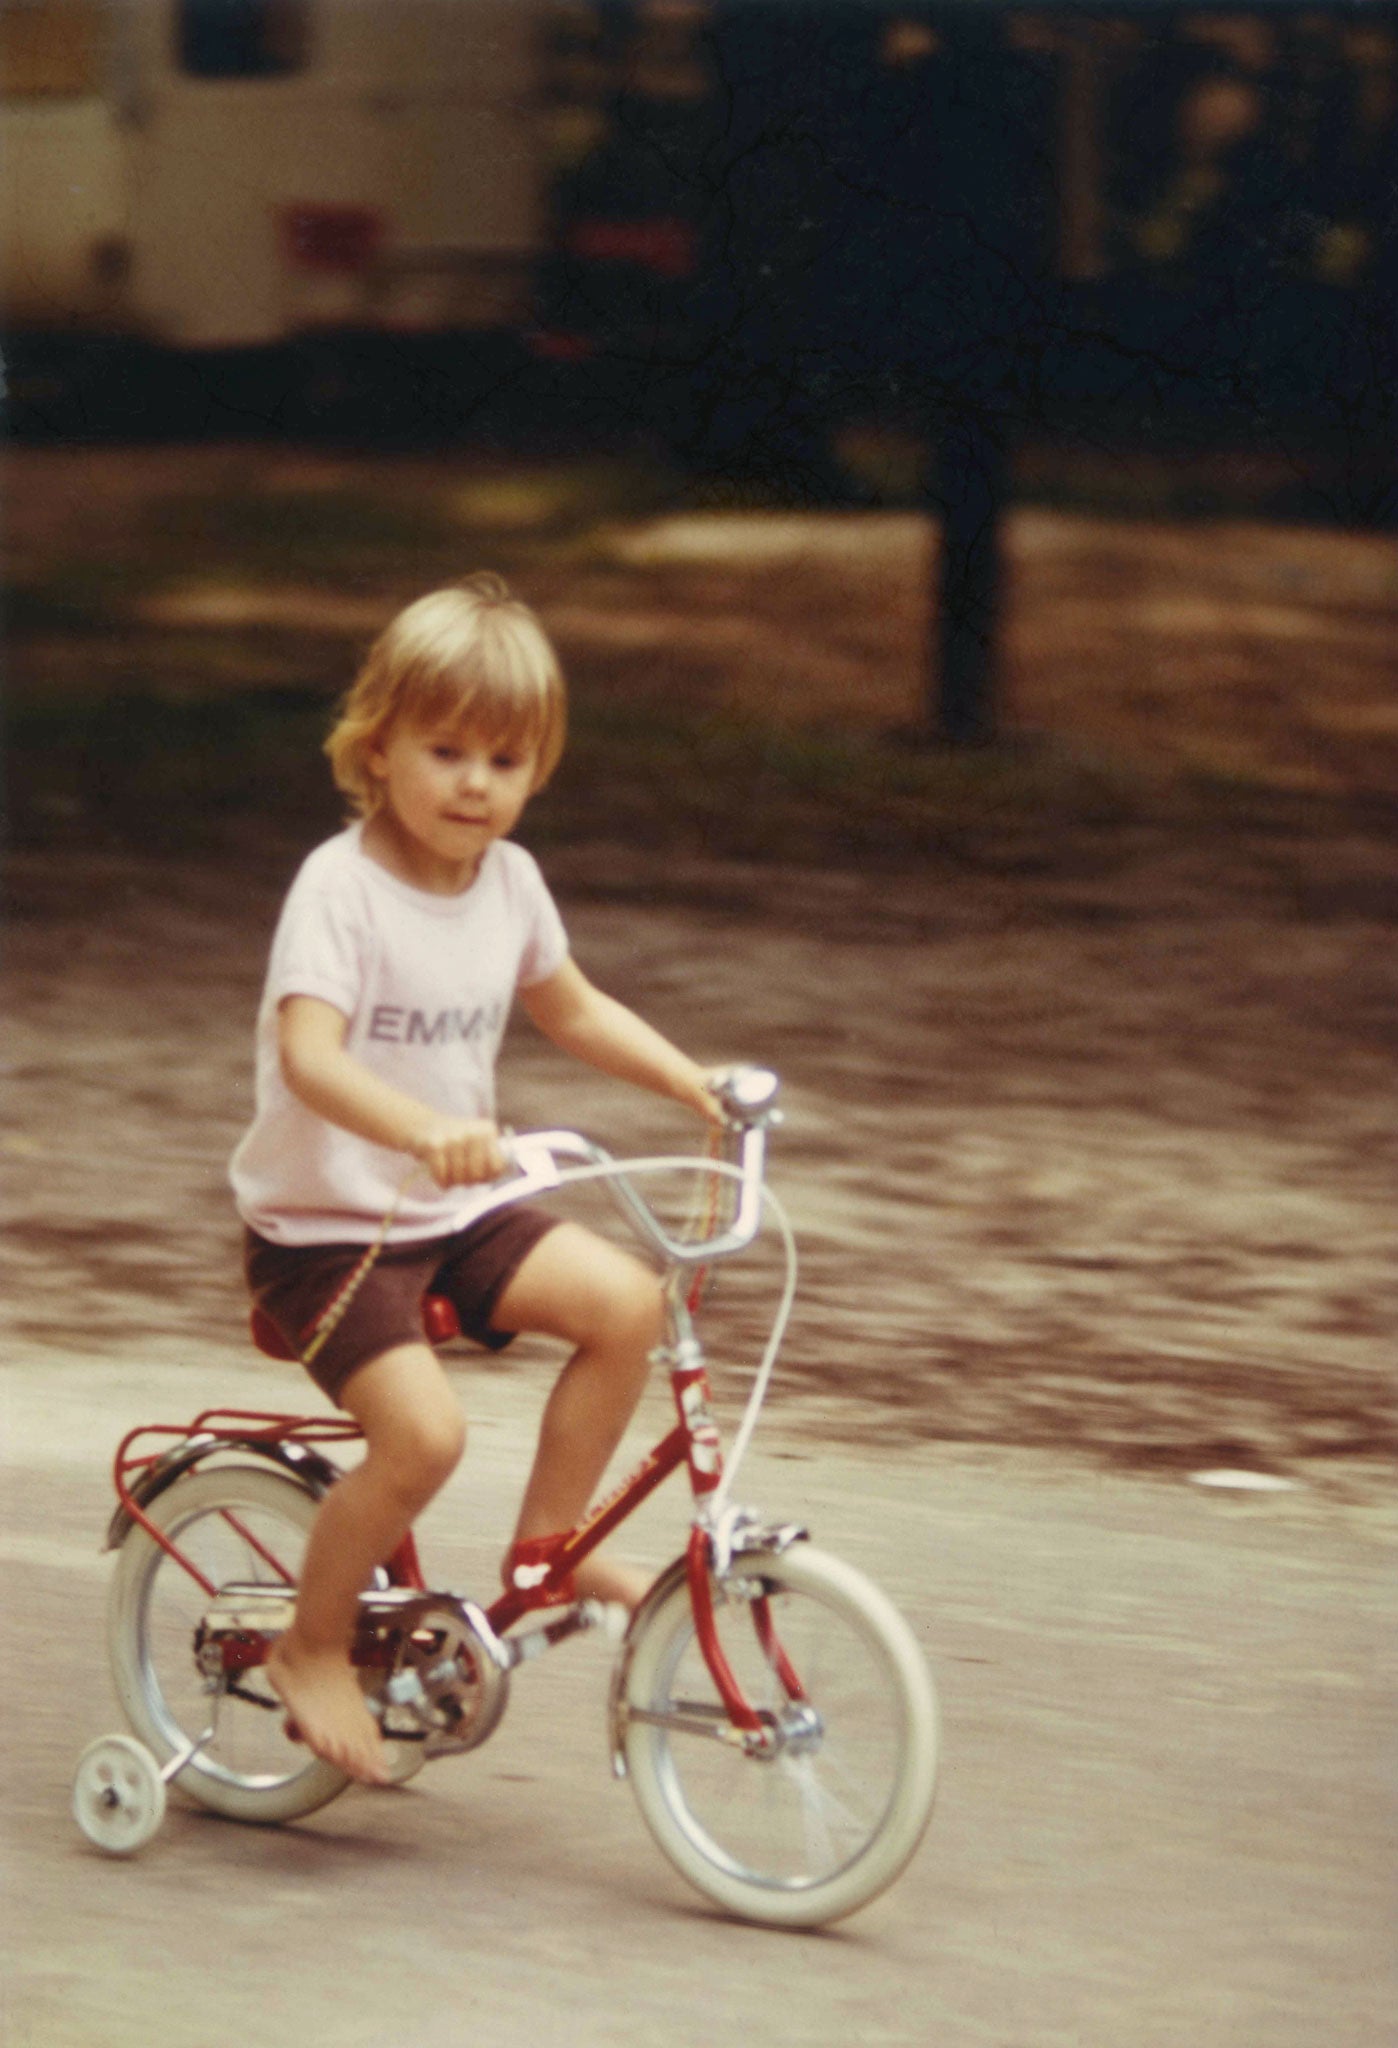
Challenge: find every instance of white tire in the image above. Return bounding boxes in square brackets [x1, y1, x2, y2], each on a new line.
[73, 1733, 167, 1855]
[621, 1543, 938, 1927]
[108, 1465, 350, 1824]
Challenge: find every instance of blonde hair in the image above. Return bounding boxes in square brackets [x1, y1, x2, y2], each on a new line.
[326, 574, 566, 814]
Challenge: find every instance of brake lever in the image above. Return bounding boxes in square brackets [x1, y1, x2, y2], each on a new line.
[498, 1130, 564, 1190]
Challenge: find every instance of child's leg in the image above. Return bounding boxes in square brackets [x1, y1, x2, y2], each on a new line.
[266, 1341, 466, 1784]
[490, 1221, 664, 1609]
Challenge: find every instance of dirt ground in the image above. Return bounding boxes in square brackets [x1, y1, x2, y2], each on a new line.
[3, 445, 1396, 1495]
[4, 1349, 1394, 2048]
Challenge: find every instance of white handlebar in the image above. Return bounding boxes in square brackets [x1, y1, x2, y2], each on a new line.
[487, 1064, 782, 1267]
[492, 1127, 770, 1267]
[481, 1068, 796, 1512]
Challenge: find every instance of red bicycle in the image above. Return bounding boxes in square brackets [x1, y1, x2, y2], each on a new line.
[73, 1068, 939, 1927]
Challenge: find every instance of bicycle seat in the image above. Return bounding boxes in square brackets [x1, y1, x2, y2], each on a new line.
[250, 1293, 461, 1362]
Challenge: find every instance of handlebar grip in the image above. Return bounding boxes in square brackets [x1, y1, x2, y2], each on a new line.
[498, 1130, 563, 1189]
[475, 1068, 782, 1264]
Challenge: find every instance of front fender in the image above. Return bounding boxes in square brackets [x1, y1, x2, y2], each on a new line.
[105, 1433, 343, 1552]
[606, 1521, 809, 1779]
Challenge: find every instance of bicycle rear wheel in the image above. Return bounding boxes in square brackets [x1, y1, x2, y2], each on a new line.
[107, 1465, 349, 1824]
[620, 1543, 938, 1927]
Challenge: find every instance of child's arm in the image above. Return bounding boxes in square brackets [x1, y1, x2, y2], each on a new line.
[278, 995, 507, 1186]
[521, 959, 720, 1122]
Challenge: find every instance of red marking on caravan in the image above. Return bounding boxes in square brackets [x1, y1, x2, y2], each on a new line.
[281, 204, 384, 274]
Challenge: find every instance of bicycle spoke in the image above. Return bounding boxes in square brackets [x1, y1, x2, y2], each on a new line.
[109, 1467, 350, 1824]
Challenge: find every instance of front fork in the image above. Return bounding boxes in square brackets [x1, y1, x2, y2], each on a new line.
[609, 1318, 807, 1773]
[606, 1517, 808, 1778]
[668, 1333, 764, 1734]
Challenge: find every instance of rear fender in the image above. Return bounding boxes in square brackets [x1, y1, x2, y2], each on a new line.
[105, 1434, 342, 1552]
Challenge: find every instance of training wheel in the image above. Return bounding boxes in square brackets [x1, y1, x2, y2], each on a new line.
[381, 1738, 427, 1786]
[73, 1734, 167, 1855]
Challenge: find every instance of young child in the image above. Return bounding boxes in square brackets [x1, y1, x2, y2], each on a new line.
[230, 573, 720, 1787]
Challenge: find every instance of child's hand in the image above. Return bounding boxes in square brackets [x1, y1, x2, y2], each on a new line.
[412, 1117, 509, 1188]
[694, 1069, 733, 1126]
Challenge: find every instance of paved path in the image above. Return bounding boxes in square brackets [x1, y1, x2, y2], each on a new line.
[2, 1346, 1393, 2048]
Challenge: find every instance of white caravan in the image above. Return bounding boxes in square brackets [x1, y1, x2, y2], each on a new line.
[0, 0, 546, 350]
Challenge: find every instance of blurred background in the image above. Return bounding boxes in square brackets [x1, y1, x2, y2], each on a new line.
[5, 18, 1396, 2035]
[3, 1, 1395, 1472]
[4, 0, 1396, 791]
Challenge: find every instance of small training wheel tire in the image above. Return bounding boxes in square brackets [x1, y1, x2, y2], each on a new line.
[380, 1738, 427, 1786]
[73, 1734, 167, 1855]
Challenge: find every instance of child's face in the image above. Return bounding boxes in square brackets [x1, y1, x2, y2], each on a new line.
[366, 715, 539, 890]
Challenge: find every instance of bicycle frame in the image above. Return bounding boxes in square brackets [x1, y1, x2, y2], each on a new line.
[110, 1282, 785, 1738]
[108, 1074, 797, 1740]
[84, 1072, 940, 1920]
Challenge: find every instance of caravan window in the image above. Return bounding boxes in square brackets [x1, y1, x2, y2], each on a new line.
[177, 0, 309, 79]
[0, 0, 101, 98]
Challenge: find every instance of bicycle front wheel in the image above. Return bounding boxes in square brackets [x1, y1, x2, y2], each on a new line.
[108, 1465, 350, 1824]
[620, 1543, 938, 1927]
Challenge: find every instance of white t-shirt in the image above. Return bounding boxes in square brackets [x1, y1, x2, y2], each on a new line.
[230, 824, 569, 1245]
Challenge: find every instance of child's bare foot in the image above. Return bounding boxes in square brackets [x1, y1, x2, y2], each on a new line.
[265, 1634, 390, 1786]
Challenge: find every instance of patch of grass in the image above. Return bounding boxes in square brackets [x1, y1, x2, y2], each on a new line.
[165, 458, 684, 579]
[8, 688, 342, 854]
[157, 487, 466, 583]
[535, 703, 1152, 868]
[8, 664, 1377, 899]
[10, 454, 1384, 871]
[444, 455, 682, 540]
[5, 562, 152, 635]
[8, 457, 686, 649]
[9, 672, 1149, 871]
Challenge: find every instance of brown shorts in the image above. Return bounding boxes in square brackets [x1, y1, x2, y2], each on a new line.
[244, 1205, 561, 1405]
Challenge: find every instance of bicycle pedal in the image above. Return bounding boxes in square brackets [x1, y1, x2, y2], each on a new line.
[584, 1599, 630, 1643]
